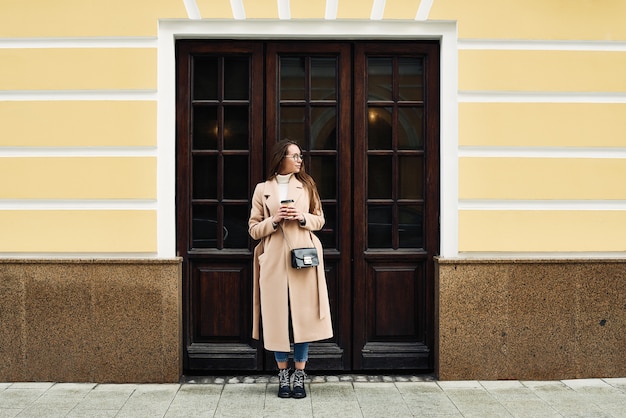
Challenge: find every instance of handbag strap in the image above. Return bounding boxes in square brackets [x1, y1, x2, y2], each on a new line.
[279, 224, 294, 251]
[279, 224, 313, 250]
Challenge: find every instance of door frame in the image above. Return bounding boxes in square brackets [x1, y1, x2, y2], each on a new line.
[158, 19, 459, 373]
[157, 19, 459, 259]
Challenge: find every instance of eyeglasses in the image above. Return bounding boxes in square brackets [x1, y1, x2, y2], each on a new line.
[284, 153, 304, 161]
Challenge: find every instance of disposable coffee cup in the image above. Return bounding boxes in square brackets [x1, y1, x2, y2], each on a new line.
[280, 199, 294, 207]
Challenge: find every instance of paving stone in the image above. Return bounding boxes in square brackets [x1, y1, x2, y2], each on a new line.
[0, 377, 623, 417]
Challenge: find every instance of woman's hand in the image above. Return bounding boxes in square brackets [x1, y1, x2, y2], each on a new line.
[274, 205, 304, 223]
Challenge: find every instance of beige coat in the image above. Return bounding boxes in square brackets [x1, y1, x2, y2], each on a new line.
[249, 176, 333, 352]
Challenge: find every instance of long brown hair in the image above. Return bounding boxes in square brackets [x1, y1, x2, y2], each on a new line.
[267, 139, 321, 215]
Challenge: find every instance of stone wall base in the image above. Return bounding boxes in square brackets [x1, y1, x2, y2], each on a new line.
[435, 258, 626, 380]
[0, 259, 182, 383]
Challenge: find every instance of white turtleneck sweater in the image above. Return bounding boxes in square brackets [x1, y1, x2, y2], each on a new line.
[276, 173, 292, 201]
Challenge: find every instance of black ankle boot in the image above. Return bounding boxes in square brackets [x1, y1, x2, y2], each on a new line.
[277, 368, 292, 398]
[292, 369, 307, 399]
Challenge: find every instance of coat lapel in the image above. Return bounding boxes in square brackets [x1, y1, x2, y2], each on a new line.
[263, 180, 281, 216]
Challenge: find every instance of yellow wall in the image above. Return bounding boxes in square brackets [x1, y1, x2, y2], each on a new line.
[337, 0, 375, 19]
[383, 0, 421, 19]
[460, 158, 626, 201]
[459, 50, 626, 93]
[0, 102, 156, 147]
[0, 0, 186, 37]
[291, 0, 327, 19]
[0, 211, 156, 253]
[243, 0, 279, 18]
[429, 0, 626, 40]
[0, 49, 156, 91]
[459, 103, 626, 148]
[1, 0, 624, 256]
[459, 211, 626, 252]
[196, 0, 234, 18]
[0, 157, 156, 199]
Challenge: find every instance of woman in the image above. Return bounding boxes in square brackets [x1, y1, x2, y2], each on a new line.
[249, 139, 333, 399]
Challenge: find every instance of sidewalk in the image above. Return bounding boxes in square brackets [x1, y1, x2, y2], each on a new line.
[1, 375, 625, 417]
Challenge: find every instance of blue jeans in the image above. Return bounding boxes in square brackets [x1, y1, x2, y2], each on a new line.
[274, 342, 309, 363]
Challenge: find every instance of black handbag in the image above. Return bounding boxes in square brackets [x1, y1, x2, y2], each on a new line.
[291, 248, 319, 269]
[280, 225, 320, 269]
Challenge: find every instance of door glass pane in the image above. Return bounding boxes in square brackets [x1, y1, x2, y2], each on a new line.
[311, 107, 336, 150]
[224, 205, 249, 248]
[309, 155, 336, 199]
[280, 57, 305, 100]
[368, 205, 392, 248]
[192, 205, 218, 248]
[223, 155, 248, 199]
[368, 58, 392, 101]
[193, 106, 218, 150]
[398, 156, 424, 199]
[399, 205, 423, 248]
[368, 155, 392, 199]
[398, 57, 423, 101]
[193, 57, 218, 100]
[224, 57, 249, 100]
[224, 106, 249, 150]
[193, 155, 217, 199]
[280, 106, 305, 141]
[311, 57, 336, 100]
[398, 107, 423, 150]
[368, 107, 392, 150]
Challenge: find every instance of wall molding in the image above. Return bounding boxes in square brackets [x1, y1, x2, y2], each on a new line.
[0, 147, 156, 157]
[0, 37, 157, 48]
[157, 19, 459, 257]
[458, 91, 626, 103]
[459, 199, 626, 211]
[458, 146, 626, 159]
[0, 90, 157, 101]
[459, 39, 626, 51]
[0, 199, 157, 211]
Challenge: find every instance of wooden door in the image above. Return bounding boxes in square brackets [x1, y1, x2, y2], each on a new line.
[177, 40, 439, 373]
[176, 41, 265, 371]
[264, 42, 352, 370]
[352, 42, 439, 370]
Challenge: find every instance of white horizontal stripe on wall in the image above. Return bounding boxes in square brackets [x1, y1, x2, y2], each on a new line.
[459, 146, 626, 159]
[458, 91, 626, 103]
[0, 37, 157, 48]
[0, 90, 157, 101]
[459, 200, 626, 211]
[459, 39, 626, 52]
[0, 147, 156, 157]
[0, 253, 158, 259]
[457, 252, 626, 260]
[0, 200, 157, 211]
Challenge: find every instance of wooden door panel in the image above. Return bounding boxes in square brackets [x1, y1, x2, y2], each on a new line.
[187, 261, 259, 370]
[193, 263, 248, 340]
[368, 264, 422, 338]
[359, 260, 431, 369]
